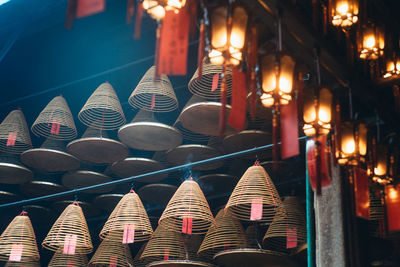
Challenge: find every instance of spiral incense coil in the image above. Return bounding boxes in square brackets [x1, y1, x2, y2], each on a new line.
[159, 179, 215, 235]
[0, 213, 40, 262]
[48, 251, 88, 267]
[129, 66, 178, 112]
[263, 196, 307, 252]
[188, 57, 232, 100]
[100, 190, 153, 242]
[198, 209, 247, 259]
[78, 82, 126, 130]
[5, 261, 40, 267]
[42, 202, 93, 254]
[31, 95, 77, 140]
[0, 110, 32, 154]
[226, 164, 282, 222]
[89, 235, 133, 267]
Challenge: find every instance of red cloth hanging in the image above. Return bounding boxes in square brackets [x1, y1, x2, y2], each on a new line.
[76, 0, 105, 18]
[157, 9, 190, 76]
[280, 100, 300, 159]
[134, 1, 143, 39]
[228, 67, 247, 131]
[354, 167, 370, 219]
[385, 185, 400, 232]
[306, 135, 331, 192]
[126, 0, 135, 24]
[247, 26, 258, 120]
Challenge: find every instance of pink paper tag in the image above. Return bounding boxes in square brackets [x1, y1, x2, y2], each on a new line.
[164, 248, 169, 261]
[9, 243, 23, 261]
[122, 224, 135, 244]
[63, 234, 77, 255]
[6, 132, 17, 146]
[250, 198, 263, 221]
[286, 227, 297, 249]
[50, 120, 60, 135]
[109, 255, 118, 267]
[182, 214, 193, 235]
[211, 73, 219, 91]
[151, 93, 156, 110]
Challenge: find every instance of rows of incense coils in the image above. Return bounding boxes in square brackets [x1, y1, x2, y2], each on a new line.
[0, 163, 306, 267]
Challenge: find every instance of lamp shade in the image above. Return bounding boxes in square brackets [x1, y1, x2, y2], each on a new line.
[225, 164, 282, 222]
[0, 110, 32, 154]
[303, 87, 332, 137]
[358, 23, 385, 60]
[48, 251, 88, 267]
[78, 82, 126, 130]
[159, 178, 215, 234]
[31, 96, 77, 140]
[128, 66, 178, 112]
[42, 202, 93, 254]
[99, 190, 153, 242]
[89, 235, 134, 267]
[331, 0, 359, 27]
[0, 213, 40, 262]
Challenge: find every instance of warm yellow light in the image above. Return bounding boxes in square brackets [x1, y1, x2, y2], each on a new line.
[143, 0, 166, 20]
[364, 35, 376, 50]
[358, 123, 367, 156]
[302, 88, 332, 137]
[337, 2, 349, 15]
[260, 93, 274, 108]
[388, 187, 399, 200]
[343, 139, 356, 154]
[166, 0, 186, 9]
[359, 25, 385, 60]
[331, 0, 359, 27]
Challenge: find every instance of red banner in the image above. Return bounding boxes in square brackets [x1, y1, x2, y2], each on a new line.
[385, 185, 400, 232]
[228, 67, 247, 131]
[306, 135, 331, 191]
[280, 100, 300, 159]
[157, 9, 190, 76]
[76, 0, 105, 18]
[354, 167, 370, 219]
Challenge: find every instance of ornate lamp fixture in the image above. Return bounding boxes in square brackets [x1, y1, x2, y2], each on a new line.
[331, 0, 359, 28]
[337, 121, 368, 166]
[358, 23, 385, 60]
[370, 145, 393, 185]
[142, 0, 186, 20]
[303, 88, 332, 137]
[383, 54, 400, 78]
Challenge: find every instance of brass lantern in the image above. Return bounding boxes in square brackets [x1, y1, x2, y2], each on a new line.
[260, 54, 296, 108]
[331, 0, 359, 28]
[383, 53, 400, 79]
[358, 23, 385, 60]
[303, 88, 333, 137]
[209, 5, 248, 66]
[371, 145, 393, 185]
[143, 0, 186, 20]
[337, 122, 368, 165]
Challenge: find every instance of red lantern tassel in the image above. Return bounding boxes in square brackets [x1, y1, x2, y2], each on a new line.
[134, 1, 143, 39]
[65, 0, 78, 29]
[219, 67, 228, 138]
[272, 112, 279, 171]
[197, 21, 205, 80]
[248, 26, 258, 121]
[126, 0, 134, 24]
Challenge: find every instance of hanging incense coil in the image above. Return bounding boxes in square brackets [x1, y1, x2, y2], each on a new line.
[198, 209, 247, 259]
[89, 235, 134, 267]
[225, 164, 282, 222]
[78, 82, 126, 130]
[42, 202, 93, 254]
[129, 66, 178, 112]
[31, 95, 77, 140]
[263, 196, 307, 252]
[52, 200, 100, 218]
[48, 251, 88, 267]
[118, 110, 182, 151]
[178, 95, 237, 136]
[100, 190, 153, 242]
[5, 261, 40, 267]
[0, 110, 32, 154]
[0, 213, 40, 262]
[111, 157, 167, 183]
[0, 152, 34, 184]
[188, 58, 232, 100]
[62, 170, 115, 194]
[138, 184, 178, 207]
[159, 179, 215, 234]
[21, 138, 80, 172]
[67, 127, 129, 164]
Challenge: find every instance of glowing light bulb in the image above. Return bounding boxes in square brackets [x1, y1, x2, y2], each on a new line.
[337, 3, 349, 15]
[364, 35, 376, 49]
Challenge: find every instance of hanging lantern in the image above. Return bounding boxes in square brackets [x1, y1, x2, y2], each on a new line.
[331, 0, 359, 28]
[260, 54, 296, 108]
[142, 0, 186, 20]
[382, 52, 400, 78]
[358, 23, 385, 60]
[337, 122, 368, 166]
[303, 88, 333, 137]
[371, 145, 393, 185]
[208, 5, 248, 66]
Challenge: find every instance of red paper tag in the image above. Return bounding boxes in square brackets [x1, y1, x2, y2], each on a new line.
[9, 244, 23, 261]
[286, 227, 297, 249]
[122, 224, 135, 244]
[250, 198, 263, 221]
[67, 260, 74, 267]
[164, 248, 169, 261]
[211, 73, 219, 91]
[228, 67, 247, 131]
[63, 234, 77, 255]
[182, 214, 193, 235]
[6, 132, 17, 146]
[354, 168, 370, 219]
[385, 185, 400, 232]
[76, 0, 105, 18]
[280, 100, 300, 159]
[51, 120, 60, 135]
[157, 9, 190, 76]
[306, 136, 331, 191]
[109, 255, 118, 267]
[151, 94, 156, 110]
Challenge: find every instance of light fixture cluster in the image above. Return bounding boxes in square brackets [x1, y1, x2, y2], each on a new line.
[143, 0, 187, 20]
